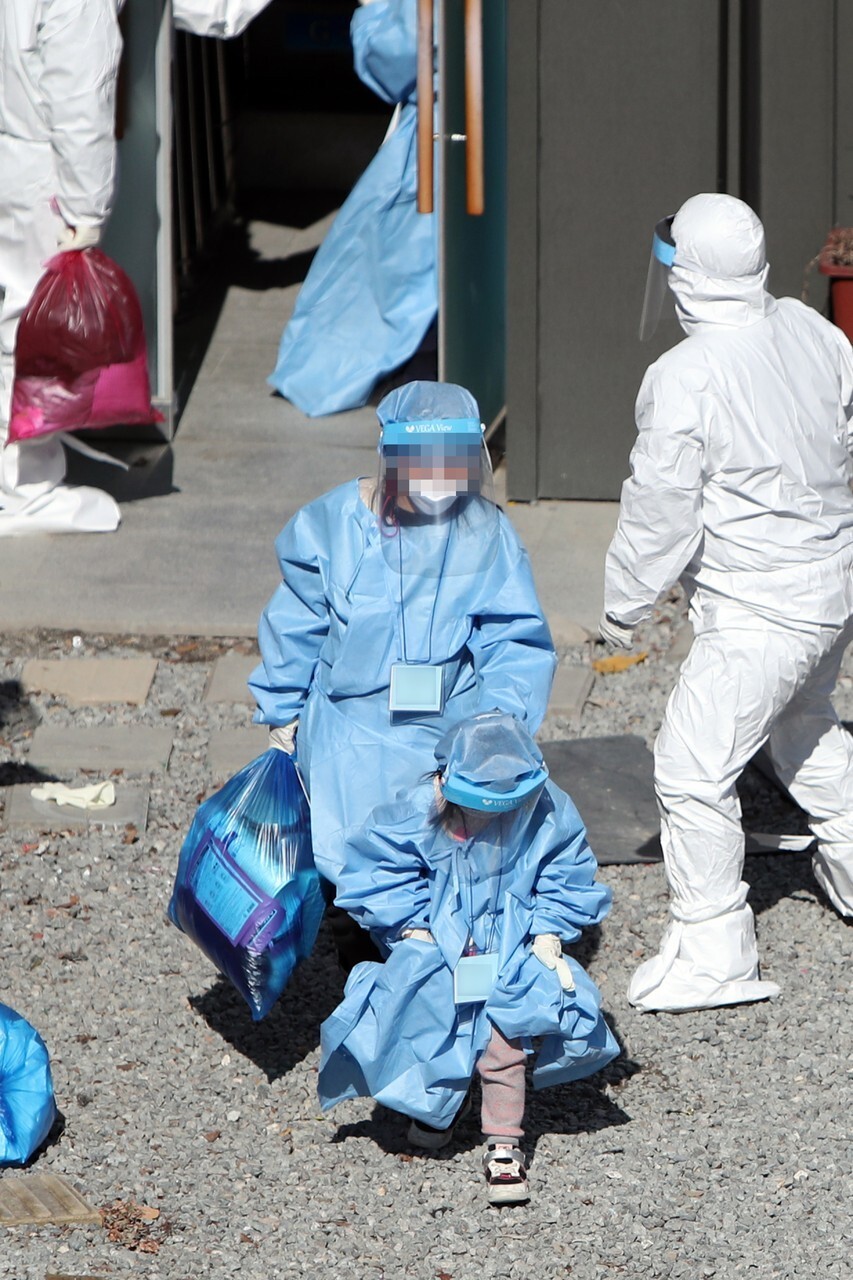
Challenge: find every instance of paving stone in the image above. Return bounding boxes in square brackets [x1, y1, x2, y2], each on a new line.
[46, 1274, 110, 1280]
[548, 613, 592, 647]
[0, 1174, 101, 1226]
[203, 652, 259, 705]
[546, 663, 594, 724]
[27, 726, 173, 773]
[542, 735, 662, 865]
[207, 727, 268, 776]
[3, 784, 149, 833]
[22, 657, 157, 706]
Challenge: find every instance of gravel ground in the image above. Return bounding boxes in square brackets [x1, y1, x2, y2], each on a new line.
[1, 615, 851, 1280]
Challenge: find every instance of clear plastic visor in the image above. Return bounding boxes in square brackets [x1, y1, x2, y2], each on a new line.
[440, 789, 544, 876]
[376, 421, 498, 576]
[639, 216, 676, 341]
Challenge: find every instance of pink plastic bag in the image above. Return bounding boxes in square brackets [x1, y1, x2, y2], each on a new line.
[8, 248, 163, 443]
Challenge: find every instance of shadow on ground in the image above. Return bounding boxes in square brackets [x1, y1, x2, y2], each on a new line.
[64, 443, 178, 505]
[329, 1010, 638, 1164]
[188, 920, 344, 1083]
[329, 1070, 633, 1166]
[0, 680, 55, 787]
[173, 204, 328, 415]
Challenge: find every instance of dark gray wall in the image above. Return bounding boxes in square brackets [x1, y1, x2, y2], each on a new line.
[507, 0, 848, 500]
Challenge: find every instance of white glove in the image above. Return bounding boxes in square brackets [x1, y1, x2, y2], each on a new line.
[598, 612, 635, 650]
[30, 781, 115, 810]
[57, 224, 102, 252]
[401, 927, 434, 943]
[268, 721, 298, 754]
[532, 934, 575, 992]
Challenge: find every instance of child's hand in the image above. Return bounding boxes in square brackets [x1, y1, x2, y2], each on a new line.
[532, 934, 575, 991]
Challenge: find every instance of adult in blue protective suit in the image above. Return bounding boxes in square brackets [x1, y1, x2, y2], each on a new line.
[318, 712, 619, 1205]
[249, 381, 556, 892]
[268, 0, 436, 417]
[603, 193, 853, 1014]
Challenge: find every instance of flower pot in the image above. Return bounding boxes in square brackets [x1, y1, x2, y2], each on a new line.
[819, 256, 853, 343]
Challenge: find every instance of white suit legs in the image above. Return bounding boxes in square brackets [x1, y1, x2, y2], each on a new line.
[0, 139, 120, 535]
[0, 163, 67, 489]
[629, 616, 850, 1011]
[766, 634, 853, 917]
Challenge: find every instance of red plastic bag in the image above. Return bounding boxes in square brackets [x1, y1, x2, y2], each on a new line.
[8, 248, 163, 443]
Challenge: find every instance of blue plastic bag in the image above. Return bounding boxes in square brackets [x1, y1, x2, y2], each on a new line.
[0, 1003, 57, 1166]
[168, 750, 324, 1020]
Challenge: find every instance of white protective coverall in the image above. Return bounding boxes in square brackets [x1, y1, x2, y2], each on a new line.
[605, 192, 853, 1012]
[172, 0, 272, 38]
[0, 0, 123, 536]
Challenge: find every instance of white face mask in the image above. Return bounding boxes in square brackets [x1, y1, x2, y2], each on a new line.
[409, 491, 458, 515]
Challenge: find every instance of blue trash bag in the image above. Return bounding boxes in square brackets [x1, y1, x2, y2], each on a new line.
[168, 749, 324, 1021]
[0, 1003, 57, 1166]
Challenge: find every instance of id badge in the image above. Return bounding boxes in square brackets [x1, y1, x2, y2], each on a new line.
[453, 952, 499, 1005]
[389, 662, 445, 715]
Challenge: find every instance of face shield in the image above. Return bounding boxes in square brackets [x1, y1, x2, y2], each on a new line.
[434, 710, 548, 987]
[639, 215, 676, 341]
[436, 710, 548, 857]
[376, 417, 498, 578]
[441, 779, 546, 988]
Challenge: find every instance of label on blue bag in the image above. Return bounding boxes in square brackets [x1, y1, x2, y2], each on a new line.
[187, 832, 285, 953]
[453, 952, 499, 1004]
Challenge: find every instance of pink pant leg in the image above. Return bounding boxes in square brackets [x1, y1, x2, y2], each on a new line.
[477, 1024, 526, 1139]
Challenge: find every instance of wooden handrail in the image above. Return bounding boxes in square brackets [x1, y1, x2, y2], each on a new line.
[464, 0, 484, 215]
[416, 0, 434, 214]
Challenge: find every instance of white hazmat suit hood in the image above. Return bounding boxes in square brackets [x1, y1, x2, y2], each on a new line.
[668, 193, 776, 336]
[605, 192, 853, 1013]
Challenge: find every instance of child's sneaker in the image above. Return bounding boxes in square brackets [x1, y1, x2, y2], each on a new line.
[482, 1142, 530, 1205]
[407, 1092, 472, 1150]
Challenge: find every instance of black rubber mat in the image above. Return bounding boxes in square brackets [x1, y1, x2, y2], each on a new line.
[542, 736, 662, 865]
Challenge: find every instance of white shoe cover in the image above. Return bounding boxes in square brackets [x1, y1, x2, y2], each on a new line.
[812, 848, 853, 919]
[627, 905, 781, 1012]
[0, 483, 120, 536]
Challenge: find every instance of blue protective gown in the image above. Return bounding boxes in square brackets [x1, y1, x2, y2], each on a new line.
[268, 0, 436, 417]
[249, 480, 556, 883]
[318, 784, 619, 1127]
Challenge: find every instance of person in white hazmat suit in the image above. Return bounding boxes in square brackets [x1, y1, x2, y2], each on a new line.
[602, 192, 853, 1013]
[0, 0, 124, 536]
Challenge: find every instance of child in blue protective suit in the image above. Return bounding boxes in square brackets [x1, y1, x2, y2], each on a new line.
[318, 712, 619, 1205]
[249, 382, 556, 913]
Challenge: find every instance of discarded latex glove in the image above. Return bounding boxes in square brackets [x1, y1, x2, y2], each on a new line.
[401, 927, 434, 943]
[598, 612, 635, 649]
[56, 224, 101, 252]
[30, 781, 116, 810]
[532, 933, 575, 991]
[268, 721, 298, 755]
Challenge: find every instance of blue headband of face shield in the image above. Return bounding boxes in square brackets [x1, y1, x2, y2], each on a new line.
[380, 417, 484, 449]
[440, 766, 549, 813]
[653, 216, 676, 267]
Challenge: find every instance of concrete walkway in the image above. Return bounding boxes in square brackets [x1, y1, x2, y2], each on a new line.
[1, 216, 618, 638]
